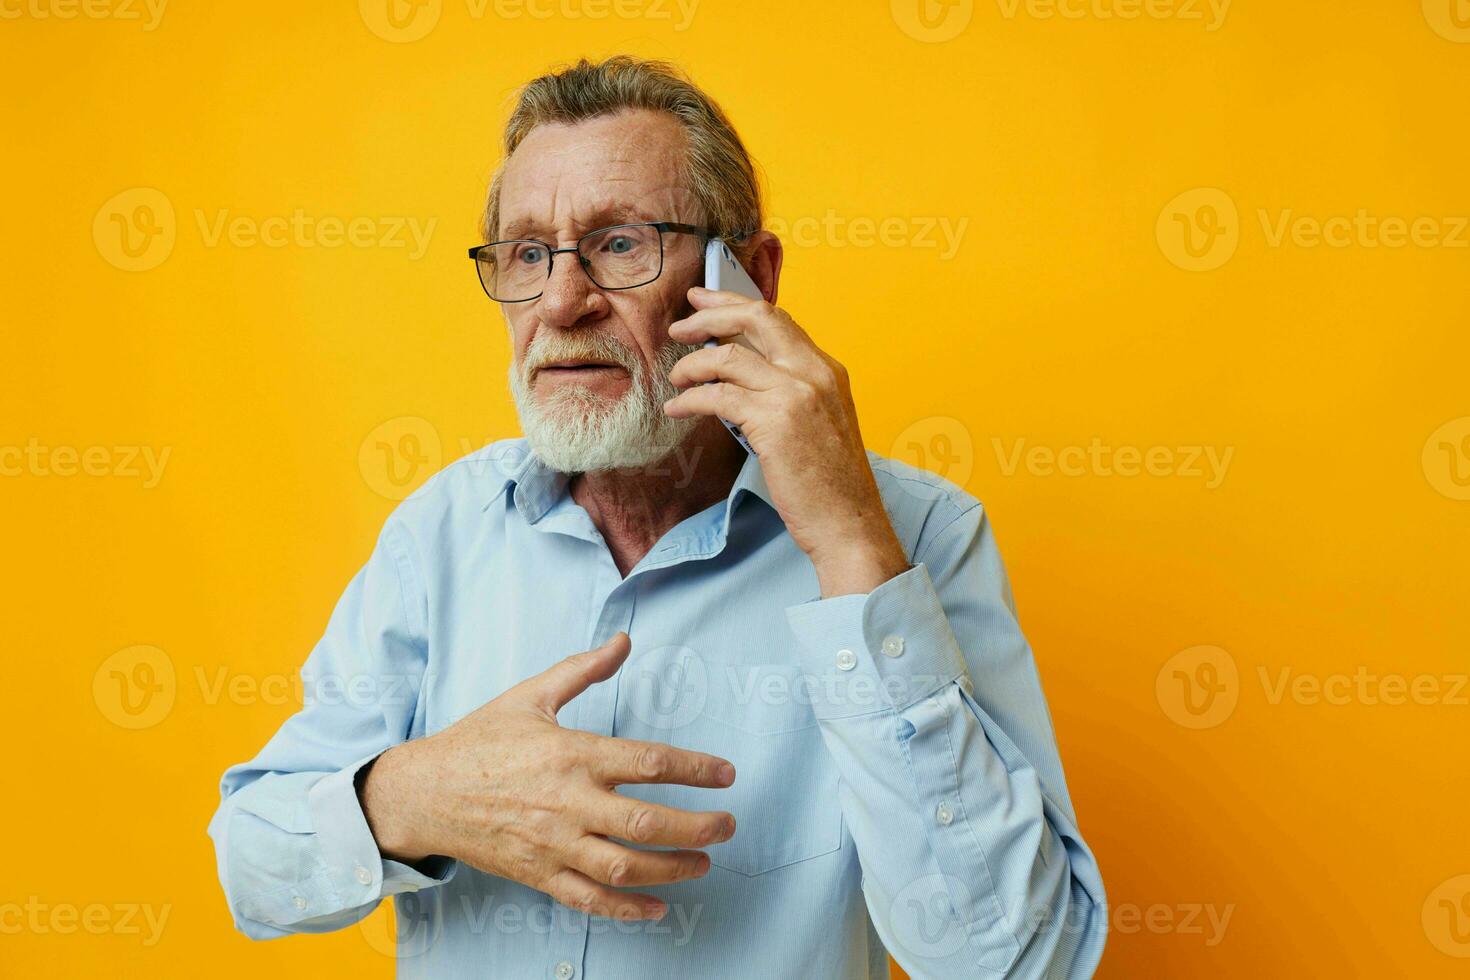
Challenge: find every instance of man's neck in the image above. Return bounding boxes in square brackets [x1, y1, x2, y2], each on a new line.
[569, 419, 748, 578]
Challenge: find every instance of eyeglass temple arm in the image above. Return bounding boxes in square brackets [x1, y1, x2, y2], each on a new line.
[653, 222, 755, 242]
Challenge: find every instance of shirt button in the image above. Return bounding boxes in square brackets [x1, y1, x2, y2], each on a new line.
[554, 962, 575, 980]
[835, 648, 857, 671]
[355, 865, 373, 885]
[881, 635, 905, 658]
[292, 896, 307, 911]
[936, 802, 954, 826]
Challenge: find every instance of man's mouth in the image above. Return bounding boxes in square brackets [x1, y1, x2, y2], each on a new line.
[536, 359, 628, 378]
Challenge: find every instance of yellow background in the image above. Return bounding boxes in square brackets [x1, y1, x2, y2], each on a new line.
[3, 0, 1467, 976]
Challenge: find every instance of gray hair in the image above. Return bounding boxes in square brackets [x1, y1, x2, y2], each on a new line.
[482, 56, 764, 259]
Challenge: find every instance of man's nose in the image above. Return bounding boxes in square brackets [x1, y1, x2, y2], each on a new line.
[538, 248, 601, 329]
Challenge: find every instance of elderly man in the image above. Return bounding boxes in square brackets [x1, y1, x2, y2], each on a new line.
[208, 56, 1107, 979]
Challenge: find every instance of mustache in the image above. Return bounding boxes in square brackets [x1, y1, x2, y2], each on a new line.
[523, 332, 638, 376]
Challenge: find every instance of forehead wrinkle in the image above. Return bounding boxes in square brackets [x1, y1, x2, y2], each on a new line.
[497, 111, 693, 241]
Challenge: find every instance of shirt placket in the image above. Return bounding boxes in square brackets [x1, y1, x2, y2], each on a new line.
[537, 488, 734, 980]
[554, 539, 638, 980]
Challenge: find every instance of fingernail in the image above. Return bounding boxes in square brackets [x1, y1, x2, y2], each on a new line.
[645, 901, 667, 919]
[717, 763, 735, 785]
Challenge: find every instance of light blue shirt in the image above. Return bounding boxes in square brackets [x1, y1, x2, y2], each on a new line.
[208, 438, 1107, 978]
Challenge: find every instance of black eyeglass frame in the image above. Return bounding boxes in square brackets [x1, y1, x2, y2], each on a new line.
[467, 221, 737, 303]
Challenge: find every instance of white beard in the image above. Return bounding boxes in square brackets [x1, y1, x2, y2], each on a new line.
[510, 331, 701, 474]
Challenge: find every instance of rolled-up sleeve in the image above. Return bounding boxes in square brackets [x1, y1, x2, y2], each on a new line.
[206, 518, 456, 939]
[784, 503, 1106, 978]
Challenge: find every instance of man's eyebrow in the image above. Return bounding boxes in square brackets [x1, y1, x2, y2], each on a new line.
[499, 204, 659, 241]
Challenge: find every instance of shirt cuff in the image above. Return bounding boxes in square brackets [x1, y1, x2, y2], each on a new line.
[784, 562, 969, 720]
[307, 752, 458, 905]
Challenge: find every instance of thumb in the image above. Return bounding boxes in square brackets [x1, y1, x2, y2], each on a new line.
[520, 632, 632, 718]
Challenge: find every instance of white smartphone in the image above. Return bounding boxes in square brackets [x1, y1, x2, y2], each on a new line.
[701, 238, 761, 454]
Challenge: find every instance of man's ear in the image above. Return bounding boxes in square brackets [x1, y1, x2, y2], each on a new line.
[743, 230, 784, 306]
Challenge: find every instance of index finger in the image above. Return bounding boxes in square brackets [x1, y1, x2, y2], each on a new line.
[669, 292, 804, 363]
[593, 736, 737, 789]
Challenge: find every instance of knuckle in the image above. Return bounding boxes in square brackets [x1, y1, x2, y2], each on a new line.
[607, 857, 634, 887]
[510, 851, 537, 883]
[626, 806, 658, 843]
[569, 889, 596, 915]
[635, 745, 669, 779]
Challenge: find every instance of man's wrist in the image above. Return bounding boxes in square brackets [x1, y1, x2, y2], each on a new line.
[809, 532, 910, 598]
[357, 741, 432, 864]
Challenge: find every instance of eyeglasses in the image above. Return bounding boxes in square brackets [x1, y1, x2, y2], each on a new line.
[468, 221, 716, 303]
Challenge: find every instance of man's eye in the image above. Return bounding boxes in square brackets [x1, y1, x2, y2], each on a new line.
[516, 245, 546, 264]
[605, 236, 637, 255]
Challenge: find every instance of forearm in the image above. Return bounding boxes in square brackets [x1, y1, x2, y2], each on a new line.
[784, 560, 1107, 978]
[813, 679, 1105, 977]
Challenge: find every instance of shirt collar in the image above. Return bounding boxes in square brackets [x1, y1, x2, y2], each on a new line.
[495, 441, 775, 530]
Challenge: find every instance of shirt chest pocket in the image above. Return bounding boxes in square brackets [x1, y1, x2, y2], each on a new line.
[616, 648, 844, 878]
